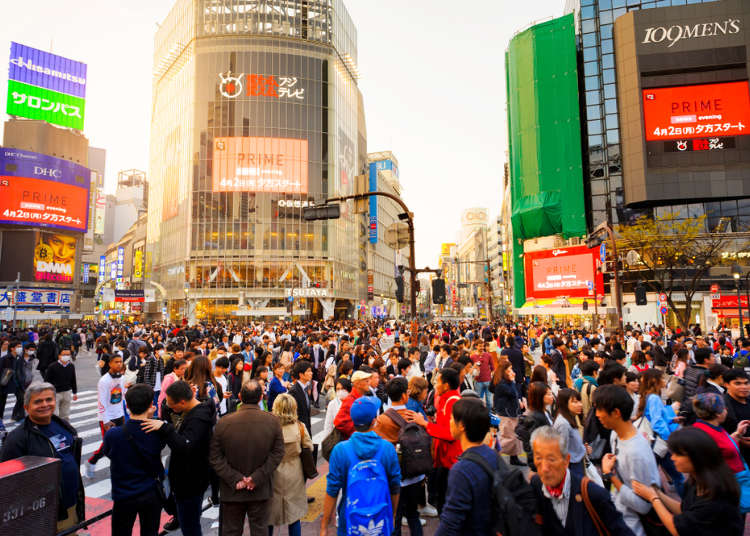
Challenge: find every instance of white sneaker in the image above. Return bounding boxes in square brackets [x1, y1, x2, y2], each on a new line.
[401, 517, 427, 526]
[419, 504, 438, 517]
[83, 460, 96, 479]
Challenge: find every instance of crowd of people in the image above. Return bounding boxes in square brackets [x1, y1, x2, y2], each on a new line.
[0, 318, 748, 536]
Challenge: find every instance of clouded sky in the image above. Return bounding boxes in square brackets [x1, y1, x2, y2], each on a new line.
[0, 0, 563, 266]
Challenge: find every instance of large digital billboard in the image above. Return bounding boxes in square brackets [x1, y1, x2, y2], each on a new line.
[524, 245, 604, 300]
[0, 147, 90, 232]
[643, 81, 750, 141]
[34, 231, 76, 284]
[6, 42, 87, 130]
[212, 137, 308, 194]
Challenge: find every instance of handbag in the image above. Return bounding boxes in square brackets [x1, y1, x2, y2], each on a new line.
[121, 424, 176, 515]
[581, 476, 610, 536]
[583, 456, 604, 488]
[664, 376, 684, 403]
[122, 357, 138, 386]
[298, 422, 318, 480]
[0, 367, 13, 388]
[321, 427, 343, 461]
[729, 436, 750, 513]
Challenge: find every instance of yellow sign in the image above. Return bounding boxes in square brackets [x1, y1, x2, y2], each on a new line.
[502, 251, 509, 271]
[441, 243, 455, 257]
[133, 248, 144, 280]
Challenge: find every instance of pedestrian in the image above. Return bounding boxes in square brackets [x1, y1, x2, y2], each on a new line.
[36, 332, 58, 380]
[0, 382, 85, 534]
[288, 360, 313, 437]
[516, 381, 555, 472]
[209, 379, 284, 536]
[141, 380, 214, 536]
[85, 353, 127, 477]
[268, 361, 289, 412]
[267, 393, 313, 536]
[595, 385, 661, 536]
[11, 342, 39, 421]
[529, 425, 632, 536]
[135, 346, 165, 408]
[552, 388, 588, 479]
[631, 427, 743, 535]
[323, 378, 350, 437]
[44, 348, 78, 421]
[320, 396, 401, 536]
[492, 360, 525, 466]
[333, 369, 372, 439]
[213, 356, 231, 416]
[434, 399, 501, 535]
[103, 384, 165, 536]
[157, 358, 187, 417]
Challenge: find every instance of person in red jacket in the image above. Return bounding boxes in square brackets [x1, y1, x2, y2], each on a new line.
[333, 369, 371, 439]
[407, 367, 461, 513]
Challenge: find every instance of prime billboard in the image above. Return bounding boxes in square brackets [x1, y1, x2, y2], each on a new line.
[0, 147, 90, 232]
[6, 42, 87, 130]
[212, 136, 308, 194]
[523, 245, 604, 300]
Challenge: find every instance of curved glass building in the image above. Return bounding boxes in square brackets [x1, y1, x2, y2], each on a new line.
[148, 0, 366, 320]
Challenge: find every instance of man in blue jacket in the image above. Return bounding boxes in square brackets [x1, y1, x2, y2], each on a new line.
[529, 425, 633, 536]
[320, 395, 401, 536]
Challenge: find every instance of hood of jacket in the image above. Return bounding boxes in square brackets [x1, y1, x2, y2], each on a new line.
[349, 430, 383, 459]
[183, 399, 216, 426]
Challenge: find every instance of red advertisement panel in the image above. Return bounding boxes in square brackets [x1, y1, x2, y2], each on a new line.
[643, 81, 750, 141]
[0, 176, 89, 232]
[212, 136, 308, 194]
[524, 245, 604, 300]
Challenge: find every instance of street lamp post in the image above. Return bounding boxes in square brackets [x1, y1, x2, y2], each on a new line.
[733, 265, 744, 338]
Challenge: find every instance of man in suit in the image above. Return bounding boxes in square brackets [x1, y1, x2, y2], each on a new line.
[209, 380, 285, 536]
[289, 360, 318, 477]
[529, 426, 633, 536]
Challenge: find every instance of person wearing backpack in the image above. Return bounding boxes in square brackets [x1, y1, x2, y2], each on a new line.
[321, 395, 401, 536]
[374, 377, 432, 536]
[436, 398, 540, 536]
[529, 425, 633, 536]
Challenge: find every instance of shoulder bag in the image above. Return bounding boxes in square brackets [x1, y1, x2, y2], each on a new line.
[121, 424, 176, 515]
[580, 476, 610, 536]
[298, 422, 318, 480]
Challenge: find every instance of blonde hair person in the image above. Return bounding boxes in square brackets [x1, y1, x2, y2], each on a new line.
[268, 393, 313, 534]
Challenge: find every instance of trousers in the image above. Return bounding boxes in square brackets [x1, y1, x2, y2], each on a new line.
[112, 487, 162, 536]
[221, 499, 270, 536]
[55, 390, 73, 421]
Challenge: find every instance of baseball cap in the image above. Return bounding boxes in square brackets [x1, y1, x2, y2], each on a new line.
[350, 396, 380, 427]
[351, 370, 372, 383]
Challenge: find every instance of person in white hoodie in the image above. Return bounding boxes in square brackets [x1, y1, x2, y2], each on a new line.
[323, 378, 351, 437]
[85, 354, 126, 477]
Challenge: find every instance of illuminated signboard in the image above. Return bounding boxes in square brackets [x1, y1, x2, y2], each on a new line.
[98, 255, 106, 281]
[643, 81, 750, 141]
[34, 231, 76, 284]
[0, 147, 90, 232]
[524, 245, 604, 300]
[6, 42, 87, 130]
[212, 137, 308, 194]
[0, 288, 73, 308]
[218, 71, 305, 100]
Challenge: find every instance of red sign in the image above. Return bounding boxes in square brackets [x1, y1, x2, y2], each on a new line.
[524, 246, 604, 300]
[712, 295, 749, 309]
[0, 175, 89, 232]
[643, 81, 750, 141]
[711, 284, 720, 293]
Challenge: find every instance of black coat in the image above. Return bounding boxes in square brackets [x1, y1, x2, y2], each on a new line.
[530, 473, 634, 536]
[36, 338, 58, 373]
[0, 415, 85, 523]
[289, 381, 311, 435]
[493, 380, 522, 418]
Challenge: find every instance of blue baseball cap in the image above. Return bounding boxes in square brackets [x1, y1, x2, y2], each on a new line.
[350, 396, 380, 427]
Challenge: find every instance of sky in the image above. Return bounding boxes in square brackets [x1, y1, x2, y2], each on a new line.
[0, 0, 564, 267]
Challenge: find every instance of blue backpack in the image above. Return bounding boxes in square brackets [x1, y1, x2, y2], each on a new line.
[344, 446, 393, 536]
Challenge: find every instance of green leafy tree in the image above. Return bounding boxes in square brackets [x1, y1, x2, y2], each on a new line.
[617, 213, 731, 330]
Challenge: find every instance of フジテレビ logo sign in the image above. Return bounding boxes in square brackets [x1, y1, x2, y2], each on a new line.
[642, 18, 741, 48]
[218, 71, 305, 100]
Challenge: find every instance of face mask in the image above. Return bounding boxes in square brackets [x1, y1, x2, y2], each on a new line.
[686, 343, 693, 349]
[27, 351, 35, 357]
[61, 355, 71, 364]
[158, 350, 165, 356]
[337, 389, 348, 400]
[15, 348, 23, 356]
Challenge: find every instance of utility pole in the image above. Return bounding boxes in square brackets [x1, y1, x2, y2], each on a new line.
[11, 272, 20, 331]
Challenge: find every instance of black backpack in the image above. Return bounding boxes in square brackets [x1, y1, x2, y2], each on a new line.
[384, 409, 434, 479]
[460, 450, 541, 536]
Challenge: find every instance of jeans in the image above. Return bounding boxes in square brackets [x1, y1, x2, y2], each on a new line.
[393, 480, 424, 536]
[176, 493, 205, 536]
[657, 452, 685, 497]
[112, 487, 162, 536]
[268, 520, 301, 536]
[475, 381, 492, 408]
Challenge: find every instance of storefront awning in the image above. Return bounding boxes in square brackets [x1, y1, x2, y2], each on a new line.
[514, 297, 613, 317]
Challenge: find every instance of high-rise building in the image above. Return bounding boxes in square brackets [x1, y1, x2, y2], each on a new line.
[147, 0, 366, 321]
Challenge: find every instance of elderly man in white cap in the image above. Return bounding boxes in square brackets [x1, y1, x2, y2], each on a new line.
[333, 369, 373, 439]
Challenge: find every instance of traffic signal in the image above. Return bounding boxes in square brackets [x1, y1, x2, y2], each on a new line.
[395, 276, 404, 303]
[635, 284, 647, 306]
[582, 300, 588, 311]
[302, 204, 341, 221]
[432, 279, 446, 304]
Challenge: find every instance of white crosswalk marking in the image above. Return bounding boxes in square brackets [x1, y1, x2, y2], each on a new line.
[2, 388, 329, 531]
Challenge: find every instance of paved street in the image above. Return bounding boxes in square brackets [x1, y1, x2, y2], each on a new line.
[2, 350, 441, 535]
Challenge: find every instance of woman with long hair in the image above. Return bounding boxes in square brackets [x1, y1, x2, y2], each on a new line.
[629, 350, 650, 373]
[267, 394, 313, 536]
[632, 427, 743, 536]
[515, 381, 554, 471]
[492, 361, 525, 466]
[637, 368, 684, 496]
[553, 388, 588, 478]
[184, 355, 220, 414]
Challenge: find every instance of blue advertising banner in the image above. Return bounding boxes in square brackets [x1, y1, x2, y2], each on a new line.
[368, 158, 398, 244]
[0, 147, 90, 232]
[9, 42, 87, 99]
[99, 255, 106, 281]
